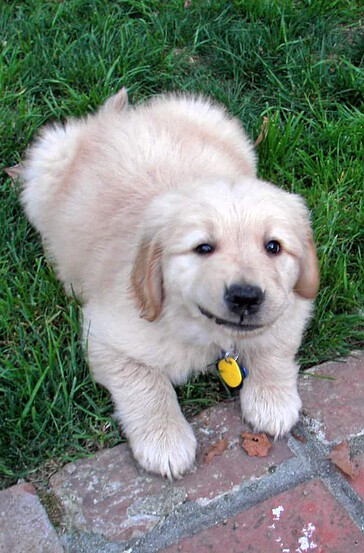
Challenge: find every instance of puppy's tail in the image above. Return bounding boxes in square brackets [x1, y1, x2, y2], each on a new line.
[14, 87, 129, 236]
[4, 164, 22, 181]
[100, 87, 128, 114]
[18, 119, 84, 231]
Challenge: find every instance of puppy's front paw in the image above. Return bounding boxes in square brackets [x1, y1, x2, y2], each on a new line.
[129, 418, 197, 479]
[240, 385, 302, 438]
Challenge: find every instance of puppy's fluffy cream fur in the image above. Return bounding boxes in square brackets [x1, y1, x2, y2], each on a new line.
[20, 89, 319, 478]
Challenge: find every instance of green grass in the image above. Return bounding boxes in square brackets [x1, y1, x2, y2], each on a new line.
[1, 0, 363, 488]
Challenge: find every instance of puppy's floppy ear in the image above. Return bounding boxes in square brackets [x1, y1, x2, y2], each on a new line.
[294, 235, 319, 299]
[131, 236, 164, 321]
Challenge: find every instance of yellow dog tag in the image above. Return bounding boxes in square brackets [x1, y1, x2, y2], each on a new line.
[217, 357, 247, 388]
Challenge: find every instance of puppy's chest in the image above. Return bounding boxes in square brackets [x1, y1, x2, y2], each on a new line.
[154, 342, 220, 385]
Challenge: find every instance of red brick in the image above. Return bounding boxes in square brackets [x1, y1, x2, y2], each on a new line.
[185, 399, 292, 502]
[50, 445, 166, 542]
[161, 480, 364, 553]
[299, 353, 364, 442]
[0, 482, 63, 553]
[50, 399, 292, 541]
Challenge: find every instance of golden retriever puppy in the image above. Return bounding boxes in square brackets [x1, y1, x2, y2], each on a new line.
[19, 89, 319, 479]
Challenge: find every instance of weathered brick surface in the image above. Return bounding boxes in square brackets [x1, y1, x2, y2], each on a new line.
[160, 480, 364, 553]
[298, 353, 364, 442]
[50, 399, 292, 541]
[0, 482, 63, 553]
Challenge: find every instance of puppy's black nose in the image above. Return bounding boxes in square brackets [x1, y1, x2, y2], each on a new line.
[224, 284, 264, 315]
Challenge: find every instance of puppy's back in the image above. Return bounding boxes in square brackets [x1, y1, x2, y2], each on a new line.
[20, 90, 257, 297]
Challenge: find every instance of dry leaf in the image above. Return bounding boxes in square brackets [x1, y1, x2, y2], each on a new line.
[327, 441, 360, 480]
[241, 432, 272, 457]
[254, 116, 269, 147]
[291, 430, 307, 444]
[205, 437, 228, 464]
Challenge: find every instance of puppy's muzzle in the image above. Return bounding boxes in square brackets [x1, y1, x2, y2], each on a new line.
[224, 284, 264, 316]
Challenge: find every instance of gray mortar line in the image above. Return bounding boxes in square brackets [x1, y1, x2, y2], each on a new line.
[321, 472, 364, 531]
[350, 432, 364, 457]
[61, 532, 123, 553]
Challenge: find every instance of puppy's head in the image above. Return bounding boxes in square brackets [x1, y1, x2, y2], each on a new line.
[131, 178, 319, 336]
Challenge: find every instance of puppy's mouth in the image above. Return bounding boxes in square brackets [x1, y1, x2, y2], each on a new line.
[198, 306, 263, 332]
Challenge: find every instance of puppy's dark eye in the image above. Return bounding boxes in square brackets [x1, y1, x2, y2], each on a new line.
[194, 243, 215, 255]
[265, 240, 281, 255]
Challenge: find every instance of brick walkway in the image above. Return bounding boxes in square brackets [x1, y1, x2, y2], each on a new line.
[1, 354, 364, 552]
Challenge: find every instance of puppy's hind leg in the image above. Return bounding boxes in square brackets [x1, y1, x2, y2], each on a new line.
[89, 348, 197, 479]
